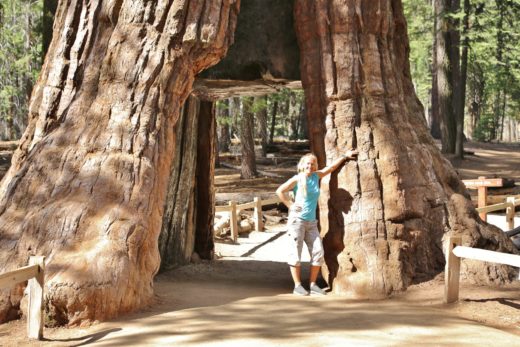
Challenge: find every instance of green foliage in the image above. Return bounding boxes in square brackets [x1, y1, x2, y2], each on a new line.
[0, 0, 43, 140]
[250, 96, 267, 114]
[215, 88, 306, 147]
[472, 112, 495, 141]
[215, 100, 232, 126]
[403, 0, 520, 140]
[468, 0, 520, 135]
[403, 0, 433, 110]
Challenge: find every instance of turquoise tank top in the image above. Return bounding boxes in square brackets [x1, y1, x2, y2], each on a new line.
[293, 173, 320, 221]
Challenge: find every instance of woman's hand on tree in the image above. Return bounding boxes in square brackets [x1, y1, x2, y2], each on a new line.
[345, 149, 359, 159]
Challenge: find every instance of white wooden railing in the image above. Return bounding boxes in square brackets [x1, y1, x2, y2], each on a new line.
[444, 237, 520, 304]
[0, 256, 45, 340]
[215, 196, 281, 242]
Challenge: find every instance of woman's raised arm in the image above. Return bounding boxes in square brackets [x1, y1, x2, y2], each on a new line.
[316, 149, 358, 178]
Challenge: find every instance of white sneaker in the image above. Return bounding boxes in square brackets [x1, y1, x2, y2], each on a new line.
[293, 284, 309, 296]
[310, 283, 326, 296]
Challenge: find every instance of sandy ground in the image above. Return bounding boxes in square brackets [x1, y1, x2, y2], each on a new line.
[2, 226, 520, 346]
[452, 141, 520, 181]
[1, 141, 520, 346]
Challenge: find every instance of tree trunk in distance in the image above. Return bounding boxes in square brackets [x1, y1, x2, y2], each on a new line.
[430, 8, 442, 140]
[256, 96, 268, 157]
[0, 0, 239, 325]
[288, 91, 299, 139]
[218, 99, 231, 153]
[295, 0, 516, 299]
[455, 0, 470, 158]
[300, 101, 308, 140]
[240, 96, 257, 179]
[269, 99, 278, 144]
[282, 97, 290, 137]
[434, 0, 458, 153]
[231, 97, 241, 141]
[468, 61, 484, 138]
[492, 1, 505, 141]
[449, 0, 464, 158]
[499, 92, 507, 141]
[7, 96, 16, 140]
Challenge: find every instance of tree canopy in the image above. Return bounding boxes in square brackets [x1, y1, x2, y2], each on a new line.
[403, 0, 520, 142]
[0, 0, 43, 140]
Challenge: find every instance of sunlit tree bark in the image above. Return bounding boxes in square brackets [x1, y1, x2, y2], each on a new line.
[0, 0, 239, 325]
[295, 0, 516, 298]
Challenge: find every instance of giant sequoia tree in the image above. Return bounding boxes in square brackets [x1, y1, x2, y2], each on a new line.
[294, 0, 515, 297]
[0, 0, 239, 324]
[0, 0, 516, 326]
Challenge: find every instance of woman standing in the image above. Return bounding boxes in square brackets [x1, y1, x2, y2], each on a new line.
[276, 150, 358, 296]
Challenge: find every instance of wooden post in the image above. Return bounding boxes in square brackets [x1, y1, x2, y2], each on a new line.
[477, 176, 488, 221]
[462, 176, 504, 222]
[229, 201, 238, 243]
[463, 177, 504, 222]
[254, 197, 263, 232]
[27, 256, 45, 340]
[444, 237, 462, 304]
[506, 197, 516, 231]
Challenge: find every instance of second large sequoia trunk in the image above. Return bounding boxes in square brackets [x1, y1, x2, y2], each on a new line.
[295, 0, 516, 297]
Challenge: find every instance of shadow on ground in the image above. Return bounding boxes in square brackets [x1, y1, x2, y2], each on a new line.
[69, 259, 520, 346]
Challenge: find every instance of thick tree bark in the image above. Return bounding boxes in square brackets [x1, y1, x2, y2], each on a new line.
[158, 95, 219, 266]
[159, 96, 199, 270]
[240, 96, 257, 178]
[0, 0, 239, 325]
[194, 100, 216, 260]
[295, 0, 516, 298]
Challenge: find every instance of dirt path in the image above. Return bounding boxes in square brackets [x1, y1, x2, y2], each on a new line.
[453, 141, 520, 180]
[2, 226, 520, 346]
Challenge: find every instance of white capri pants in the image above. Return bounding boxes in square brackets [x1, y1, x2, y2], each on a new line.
[286, 216, 325, 266]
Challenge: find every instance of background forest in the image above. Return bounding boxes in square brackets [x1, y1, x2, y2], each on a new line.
[0, 0, 519, 146]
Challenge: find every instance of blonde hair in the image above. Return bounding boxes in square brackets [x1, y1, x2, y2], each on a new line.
[296, 153, 318, 197]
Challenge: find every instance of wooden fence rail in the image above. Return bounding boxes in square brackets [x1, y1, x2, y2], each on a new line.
[0, 256, 45, 340]
[475, 196, 520, 230]
[215, 196, 281, 242]
[444, 237, 520, 304]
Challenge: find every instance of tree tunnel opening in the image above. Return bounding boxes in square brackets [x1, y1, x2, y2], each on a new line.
[158, 0, 517, 302]
[157, 0, 308, 272]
